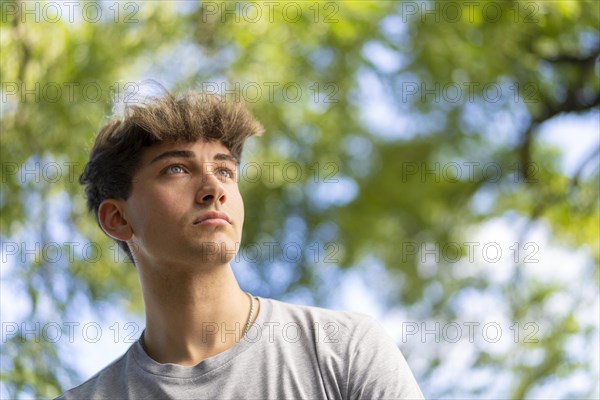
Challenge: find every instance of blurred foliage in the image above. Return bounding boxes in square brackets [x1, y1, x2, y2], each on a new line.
[1, 0, 598, 398]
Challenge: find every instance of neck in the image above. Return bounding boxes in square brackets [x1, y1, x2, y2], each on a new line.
[138, 261, 256, 366]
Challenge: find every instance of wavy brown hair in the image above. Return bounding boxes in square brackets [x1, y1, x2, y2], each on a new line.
[79, 89, 264, 264]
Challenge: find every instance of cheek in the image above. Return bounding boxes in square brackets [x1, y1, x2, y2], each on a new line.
[230, 189, 244, 223]
[237, 192, 244, 219]
[128, 189, 175, 232]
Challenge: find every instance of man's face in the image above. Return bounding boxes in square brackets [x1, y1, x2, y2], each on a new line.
[122, 139, 244, 269]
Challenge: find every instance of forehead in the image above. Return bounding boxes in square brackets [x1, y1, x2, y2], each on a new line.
[140, 139, 233, 164]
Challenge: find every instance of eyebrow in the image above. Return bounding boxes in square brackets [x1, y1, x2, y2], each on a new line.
[149, 150, 239, 165]
[213, 153, 240, 165]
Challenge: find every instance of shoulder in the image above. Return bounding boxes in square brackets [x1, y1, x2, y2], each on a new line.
[56, 347, 132, 400]
[262, 298, 424, 399]
[264, 297, 374, 330]
[262, 297, 390, 355]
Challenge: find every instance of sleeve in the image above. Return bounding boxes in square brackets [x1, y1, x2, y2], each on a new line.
[346, 316, 424, 400]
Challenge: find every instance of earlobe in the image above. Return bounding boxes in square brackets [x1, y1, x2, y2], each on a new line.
[98, 199, 133, 241]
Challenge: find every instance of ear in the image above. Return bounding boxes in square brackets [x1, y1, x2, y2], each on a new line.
[98, 199, 133, 242]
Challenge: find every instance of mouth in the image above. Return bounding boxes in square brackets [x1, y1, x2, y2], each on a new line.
[193, 211, 231, 226]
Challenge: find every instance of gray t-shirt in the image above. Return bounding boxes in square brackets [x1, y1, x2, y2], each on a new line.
[58, 297, 424, 399]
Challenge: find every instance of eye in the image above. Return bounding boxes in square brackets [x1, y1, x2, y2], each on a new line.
[216, 167, 235, 180]
[163, 164, 187, 175]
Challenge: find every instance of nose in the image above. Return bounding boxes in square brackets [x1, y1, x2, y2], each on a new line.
[195, 170, 226, 206]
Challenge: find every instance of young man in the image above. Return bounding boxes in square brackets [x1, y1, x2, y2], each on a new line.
[59, 90, 424, 399]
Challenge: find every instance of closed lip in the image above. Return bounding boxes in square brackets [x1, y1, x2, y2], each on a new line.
[193, 211, 231, 225]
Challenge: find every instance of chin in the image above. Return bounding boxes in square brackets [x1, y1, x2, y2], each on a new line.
[187, 239, 240, 265]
